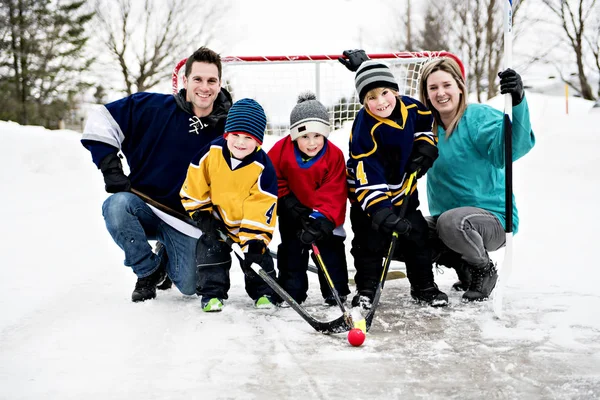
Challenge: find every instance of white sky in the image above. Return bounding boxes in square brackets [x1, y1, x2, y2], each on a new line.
[221, 0, 415, 56]
[1, 93, 599, 399]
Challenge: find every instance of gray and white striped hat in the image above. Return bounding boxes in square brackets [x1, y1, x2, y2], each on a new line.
[355, 60, 399, 104]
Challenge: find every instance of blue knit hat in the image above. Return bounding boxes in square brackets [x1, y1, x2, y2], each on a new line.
[224, 98, 267, 144]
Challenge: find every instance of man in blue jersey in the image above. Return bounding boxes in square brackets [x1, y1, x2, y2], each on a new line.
[82, 46, 232, 302]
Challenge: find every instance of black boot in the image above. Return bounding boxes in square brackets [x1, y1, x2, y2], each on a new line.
[410, 283, 448, 307]
[351, 290, 375, 310]
[154, 242, 172, 290]
[451, 263, 472, 291]
[131, 267, 167, 302]
[462, 261, 498, 302]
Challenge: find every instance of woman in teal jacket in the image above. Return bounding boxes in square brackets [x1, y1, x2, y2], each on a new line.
[418, 58, 535, 302]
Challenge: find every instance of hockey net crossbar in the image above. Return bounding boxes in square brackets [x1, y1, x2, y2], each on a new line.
[173, 52, 464, 137]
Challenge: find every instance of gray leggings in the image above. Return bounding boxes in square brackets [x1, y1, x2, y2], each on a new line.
[426, 207, 505, 268]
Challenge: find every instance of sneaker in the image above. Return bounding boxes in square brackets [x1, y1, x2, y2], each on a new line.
[131, 266, 167, 302]
[154, 242, 172, 291]
[255, 295, 276, 309]
[462, 261, 498, 302]
[451, 263, 472, 291]
[351, 291, 374, 310]
[324, 295, 347, 307]
[410, 283, 449, 307]
[201, 297, 224, 312]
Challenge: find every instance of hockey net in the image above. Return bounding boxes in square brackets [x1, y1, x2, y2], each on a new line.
[172, 52, 464, 137]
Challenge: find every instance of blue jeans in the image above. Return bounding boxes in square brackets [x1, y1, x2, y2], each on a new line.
[102, 192, 198, 295]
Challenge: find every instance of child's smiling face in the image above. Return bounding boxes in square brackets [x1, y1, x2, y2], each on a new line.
[226, 132, 258, 159]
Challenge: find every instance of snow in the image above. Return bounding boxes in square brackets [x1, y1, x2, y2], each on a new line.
[1, 93, 599, 399]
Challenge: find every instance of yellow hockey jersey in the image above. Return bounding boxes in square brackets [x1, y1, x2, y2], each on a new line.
[180, 136, 278, 249]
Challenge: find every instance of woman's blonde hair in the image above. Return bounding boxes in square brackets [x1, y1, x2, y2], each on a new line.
[363, 87, 400, 114]
[418, 58, 467, 138]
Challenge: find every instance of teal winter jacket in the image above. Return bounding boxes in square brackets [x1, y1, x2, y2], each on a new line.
[426, 96, 535, 233]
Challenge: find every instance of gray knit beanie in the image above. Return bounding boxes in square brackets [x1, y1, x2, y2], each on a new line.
[289, 92, 331, 140]
[355, 60, 399, 104]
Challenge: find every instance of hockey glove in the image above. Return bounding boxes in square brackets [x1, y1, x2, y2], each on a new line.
[498, 68, 524, 106]
[99, 153, 131, 193]
[242, 240, 266, 270]
[371, 207, 411, 236]
[280, 193, 312, 220]
[338, 49, 369, 72]
[406, 141, 439, 179]
[299, 216, 336, 245]
[192, 211, 226, 236]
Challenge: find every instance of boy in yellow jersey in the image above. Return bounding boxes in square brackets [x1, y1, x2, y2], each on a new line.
[180, 98, 279, 312]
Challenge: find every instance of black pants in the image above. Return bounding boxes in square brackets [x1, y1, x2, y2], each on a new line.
[195, 234, 276, 300]
[350, 203, 435, 292]
[276, 212, 350, 303]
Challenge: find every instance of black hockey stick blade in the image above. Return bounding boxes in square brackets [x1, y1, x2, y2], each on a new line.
[221, 232, 352, 334]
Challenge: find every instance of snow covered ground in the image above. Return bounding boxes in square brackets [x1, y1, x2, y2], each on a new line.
[1, 93, 599, 400]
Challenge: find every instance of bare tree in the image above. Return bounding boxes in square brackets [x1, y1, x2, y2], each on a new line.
[418, 2, 450, 51]
[94, 0, 229, 95]
[388, 0, 416, 51]
[584, 4, 600, 97]
[420, 0, 528, 101]
[541, 0, 597, 100]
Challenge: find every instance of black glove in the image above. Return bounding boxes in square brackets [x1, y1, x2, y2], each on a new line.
[243, 240, 266, 269]
[498, 68, 524, 106]
[406, 141, 439, 179]
[99, 153, 131, 193]
[338, 49, 369, 72]
[299, 216, 336, 245]
[371, 207, 411, 236]
[280, 193, 312, 220]
[192, 211, 225, 235]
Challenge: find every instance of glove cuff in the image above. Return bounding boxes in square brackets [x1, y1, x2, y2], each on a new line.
[244, 240, 265, 255]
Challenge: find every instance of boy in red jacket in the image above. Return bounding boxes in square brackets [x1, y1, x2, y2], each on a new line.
[267, 92, 350, 305]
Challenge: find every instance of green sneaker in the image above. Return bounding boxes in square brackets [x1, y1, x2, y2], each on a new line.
[201, 297, 224, 312]
[255, 295, 275, 309]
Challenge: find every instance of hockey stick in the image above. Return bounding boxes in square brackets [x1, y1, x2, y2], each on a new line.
[493, 0, 514, 319]
[130, 189, 351, 334]
[267, 249, 406, 282]
[310, 243, 366, 332]
[365, 171, 417, 331]
[217, 230, 350, 334]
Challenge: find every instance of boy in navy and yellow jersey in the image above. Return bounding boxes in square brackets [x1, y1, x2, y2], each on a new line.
[268, 92, 350, 306]
[343, 58, 448, 308]
[180, 98, 279, 312]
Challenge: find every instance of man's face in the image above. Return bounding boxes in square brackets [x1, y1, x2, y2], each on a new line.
[183, 62, 221, 118]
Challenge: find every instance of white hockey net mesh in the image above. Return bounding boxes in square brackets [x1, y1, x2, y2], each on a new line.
[173, 52, 464, 137]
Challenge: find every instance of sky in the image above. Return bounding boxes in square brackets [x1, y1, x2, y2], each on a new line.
[1, 93, 599, 399]
[222, 0, 409, 56]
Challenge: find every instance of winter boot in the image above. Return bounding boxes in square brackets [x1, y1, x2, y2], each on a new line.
[462, 261, 498, 302]
[351, 291, 374, 311]
[201, 297, 224, 312]
[255, 295, 276, 309]
[451, 263, 472, 291]
[410, 283, 449, 307]
[154, 242, 172, 290]
[131, 266, 167, 302]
